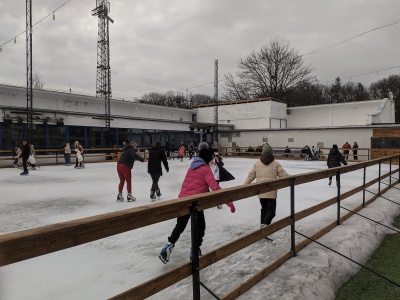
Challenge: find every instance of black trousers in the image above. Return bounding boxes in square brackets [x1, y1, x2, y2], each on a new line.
[150, 173, 161, 193]
[22, 157, 28, 173]
[259, 198, 277, 225]
[168, 211, 205, 246]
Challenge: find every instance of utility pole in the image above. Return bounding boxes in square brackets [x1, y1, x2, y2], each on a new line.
[26, 0, 33, 141]
[92, 0, 114, 147]
[214, 59, 218, 145]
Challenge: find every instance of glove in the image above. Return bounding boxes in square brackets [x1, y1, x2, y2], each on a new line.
[226, 202, 236, 213]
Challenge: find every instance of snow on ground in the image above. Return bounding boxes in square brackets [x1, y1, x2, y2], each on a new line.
[0, 158, 399, 300]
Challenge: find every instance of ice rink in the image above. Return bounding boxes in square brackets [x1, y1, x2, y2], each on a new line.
[0, 157, 399, 300]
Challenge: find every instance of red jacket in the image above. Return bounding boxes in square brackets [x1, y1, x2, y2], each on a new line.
[179, 157, 221, 197]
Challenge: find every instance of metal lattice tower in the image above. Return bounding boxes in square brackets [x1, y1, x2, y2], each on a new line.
[92, 1, 114, 146]
[214, 59, 219, 144]
[26, 0, 33, 141]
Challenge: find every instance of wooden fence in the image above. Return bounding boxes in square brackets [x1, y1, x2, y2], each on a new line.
[2, 146, 397, 168]
[0, 155, 399, 299]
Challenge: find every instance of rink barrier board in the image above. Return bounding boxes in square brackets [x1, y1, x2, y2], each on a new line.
[0, 155, 399, 299]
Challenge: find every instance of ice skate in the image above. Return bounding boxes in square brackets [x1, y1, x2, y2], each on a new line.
[117, 193, 124, 202]
[127, 193, 136, 202]
[217, 205, 222, 209]
[328, 179, 332, 186]
[159, 243, 174, 264]
[156, 190, 162, 200]
[20, 172, 29, 176]
[189, 248, 203, 261]
[150, 193, 156, 202]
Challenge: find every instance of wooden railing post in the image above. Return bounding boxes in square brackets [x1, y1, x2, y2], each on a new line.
[290, 178, 296, 257]
[363, 165, 366, 207]
[389, 158, 392, 187]
[190, 201, 201, 300]
[378, 161, 381, 196]
[336, 171, 341, 225]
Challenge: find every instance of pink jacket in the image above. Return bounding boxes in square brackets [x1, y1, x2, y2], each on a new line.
[179, 157, 221, 197]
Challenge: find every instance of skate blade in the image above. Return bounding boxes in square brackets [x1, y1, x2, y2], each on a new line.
[265, 237, 273, 243]
[158, 255, 168, 264]
[127, 199, 136, 202]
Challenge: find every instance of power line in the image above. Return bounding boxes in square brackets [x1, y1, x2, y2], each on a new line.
[176, 18, 400, 92]
[321, 65, 400, 84]
[301, 19, 400, 56]
[0, 0, 71, 49]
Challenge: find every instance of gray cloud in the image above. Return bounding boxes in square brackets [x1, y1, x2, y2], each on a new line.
[1, 0, 399, 99]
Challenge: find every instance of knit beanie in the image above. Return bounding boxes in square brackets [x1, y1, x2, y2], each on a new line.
[262, 144, 273, 155]
[198, 148, 213, 164]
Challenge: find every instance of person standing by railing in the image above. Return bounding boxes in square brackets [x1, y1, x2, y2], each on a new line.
[63, 143, 71, 166]
[158, 147, 235, 264]
[352, 142, 359, 160]
[243, 143, 290, 233]
[342, 142, 351, 160]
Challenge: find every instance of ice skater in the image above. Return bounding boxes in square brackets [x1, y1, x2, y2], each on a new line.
[327, 144, 347, 186]
[159, 148, 236, 264]
[178, 143, 185, 162]
[148, 141, 169, 201]
[74, 141, 84, 169]
[20, 139, 30, 175]
[243, 143, 290, 236]
[117, 141, 146, 202]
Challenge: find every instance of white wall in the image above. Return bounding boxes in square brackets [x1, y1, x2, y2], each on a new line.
[0, 84, 195, 131]
[218, 127, 373, 159]
[196, 100, 288, 129]
[287, 100, 393, 128]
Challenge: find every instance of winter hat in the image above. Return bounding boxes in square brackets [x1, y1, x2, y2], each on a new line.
[198, 142, 209, 150]
[198, 148, 213, 164]
[332, 144, 338, 149]
[130, 141, 137, 148]
[262, 144, 273, 155]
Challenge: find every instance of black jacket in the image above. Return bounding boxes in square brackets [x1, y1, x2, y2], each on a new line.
[21, 144, 30, 160]
[148, 145, 169, 175]
[117, 144, 144, 169]
[327, 148, 347, 168]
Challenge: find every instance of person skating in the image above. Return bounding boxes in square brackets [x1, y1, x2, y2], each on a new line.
[159, 148, 236, 264]
[28, 144, 38, 170]
[243, 144, 290, 236]
[20, 139, 30, 175]
[148, 141, 169, 201]
[327, 144, 347, 186]
[178, 144, 185, 162]
[116, 141, 146, 202]
[74, 141, 84, 168]
[352, 142, 359, 160]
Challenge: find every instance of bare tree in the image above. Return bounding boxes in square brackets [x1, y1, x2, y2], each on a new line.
[222, 37, 314, 102]
[33, 71, 45, 89]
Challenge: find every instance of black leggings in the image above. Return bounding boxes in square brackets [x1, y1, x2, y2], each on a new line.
[259, 198, 277, 225]
[168, 211, 205, 246]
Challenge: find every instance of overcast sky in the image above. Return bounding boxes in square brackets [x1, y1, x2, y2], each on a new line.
[1, 0, 399, 100]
